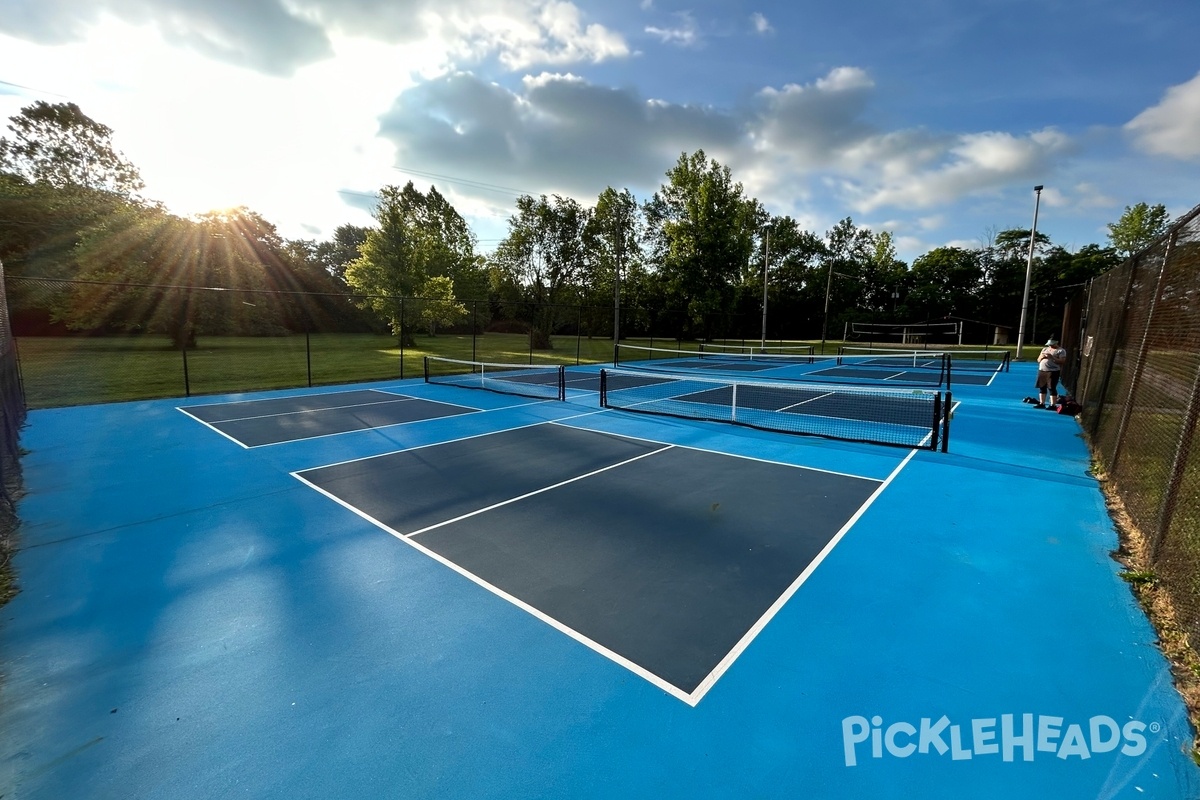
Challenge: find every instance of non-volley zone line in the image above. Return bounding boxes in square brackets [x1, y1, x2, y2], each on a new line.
[179, 388, 482, 447]
[292, 422, 893, 705]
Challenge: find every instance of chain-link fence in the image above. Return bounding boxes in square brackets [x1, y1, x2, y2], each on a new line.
[3, 275, 821, 408]
[1073, 202, 1200, 659]
[0, 259, 28, 602]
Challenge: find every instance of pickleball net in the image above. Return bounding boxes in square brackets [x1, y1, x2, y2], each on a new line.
[699, 342, 816, 359]
[599, 368, 950, 451]
[424, 356, 565, 400]
[616, 343, 818, 368]
[839, 347, 1010, 372]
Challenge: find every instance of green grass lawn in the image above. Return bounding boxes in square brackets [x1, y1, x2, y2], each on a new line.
[15, 332, 1024, 408]
[15, 332, 631, 408]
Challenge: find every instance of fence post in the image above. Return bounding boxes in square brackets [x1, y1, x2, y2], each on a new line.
[181, 343, 191, 398]
[1089, 258, 1141, 441]
[305, 331, 312, 387]
[1110, 233, 1174, 473]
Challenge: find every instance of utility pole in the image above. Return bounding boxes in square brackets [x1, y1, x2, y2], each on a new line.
[760, 227, 770, 350]
[1014, 185, 1044, 360]
[612, 206, 623, 363]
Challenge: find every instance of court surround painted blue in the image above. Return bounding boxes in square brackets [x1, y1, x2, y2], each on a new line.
[1, 360, 1198, 798]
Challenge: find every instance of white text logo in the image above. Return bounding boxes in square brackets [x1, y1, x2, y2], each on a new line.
[842, 714, 1150, 767]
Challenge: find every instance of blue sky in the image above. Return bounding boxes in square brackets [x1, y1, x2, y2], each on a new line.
[1, 0, 1198, 261]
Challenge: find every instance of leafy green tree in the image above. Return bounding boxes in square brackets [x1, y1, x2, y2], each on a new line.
[817, 218, 875, 341]
[1106, 202, 1170, 258]
[907, 247, 984, 323]
[752, 215, 826, 339]
[315, 224, 370, 284]
[643, 150, 760, 337]
[860, 230, 908, 317]
[344, 183, 476, 345]
[976, 227, 1054, 329]
[419, 275, 467, 335]
[0, 102, 143, 197]
[489, 194, 589, 349]
[581, 187, 642, 339]
[58, 205, 299, 347]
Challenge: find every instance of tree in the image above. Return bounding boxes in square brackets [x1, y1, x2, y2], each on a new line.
[1106, 202, 1170, 258]
[817, 218, 875, 340]
[57, 205, 300, 347]
[489, 194, 589, 349]
[314, 224, 370, 284]
[581, 187, 642, 339]
[419, 275, 467, 335]
[752, 215, 826, 339]
[643, 150, 760, 337]
[0, 102, 144, 197]
[344, 183, 476, 345]
[907, 247, 984, 322]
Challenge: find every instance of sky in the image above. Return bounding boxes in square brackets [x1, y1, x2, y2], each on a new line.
[1, 0, 1199, 262]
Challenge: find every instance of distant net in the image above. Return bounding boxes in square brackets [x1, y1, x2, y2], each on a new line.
[599, 367, 949, 450]
[699, 342, 815, 359]
[839, 347, 1010, 372]
[424, 356, 565, 400]
[616, 343, 814, 368]
[849, 321, 959, 342]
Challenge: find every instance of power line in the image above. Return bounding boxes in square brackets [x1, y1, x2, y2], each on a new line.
[0, 79, 69, 98]
[392, 166, 533, 198]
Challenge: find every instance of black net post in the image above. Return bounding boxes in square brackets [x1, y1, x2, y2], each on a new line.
[940, 392, 952, 453]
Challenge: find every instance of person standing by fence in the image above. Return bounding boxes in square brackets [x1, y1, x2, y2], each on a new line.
[1035, 337, 1067, 409]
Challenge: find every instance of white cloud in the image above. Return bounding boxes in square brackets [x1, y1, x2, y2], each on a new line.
[447, 0, 630, 69]
[0, 0, 630, 76]
[645, 12, 700, 47]
[1125, 71, 1200, 160]
[1072, 182, 1116, 208]
[375, 70, 739, 205]
[846, 128, 1072, 212]
[751, 13, 773, 35]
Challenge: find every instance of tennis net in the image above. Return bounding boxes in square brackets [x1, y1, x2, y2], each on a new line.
[599, 368, 950, 451]
[424, 356, 565, 400]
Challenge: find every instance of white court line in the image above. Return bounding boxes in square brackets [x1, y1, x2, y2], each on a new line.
[175, 406, 252, 449]
[196, 395, 421, 425]
[366, 387, 482, 412]
[182, 390, 564, 449]
[405, 445, 674, 538]
[776, 391, 836, 412]
[291, 442, 697, 704]
[294, 417, 564, 472]
[684, 447, 919, 705]
[548, 419, 882, 482]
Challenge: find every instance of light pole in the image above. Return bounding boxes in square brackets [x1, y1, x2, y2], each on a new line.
[1014, 184, 1043, 360]
[612, 205, 623, 363]
[820, 261, 833, 354]
[760, 227, 770, 350]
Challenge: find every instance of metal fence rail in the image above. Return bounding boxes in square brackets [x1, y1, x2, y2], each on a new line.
[1074, 202, 1200, 656]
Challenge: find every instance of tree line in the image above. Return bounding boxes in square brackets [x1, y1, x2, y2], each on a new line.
[0, 101, 1174, 349]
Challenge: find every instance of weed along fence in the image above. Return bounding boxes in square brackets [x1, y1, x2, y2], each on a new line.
[1072, 202, 1200, 665]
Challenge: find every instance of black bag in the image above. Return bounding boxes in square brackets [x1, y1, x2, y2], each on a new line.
[1057, 396, 1082, 415]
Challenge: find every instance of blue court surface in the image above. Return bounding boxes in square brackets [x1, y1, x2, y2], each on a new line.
[1, 361, 1198, 799]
